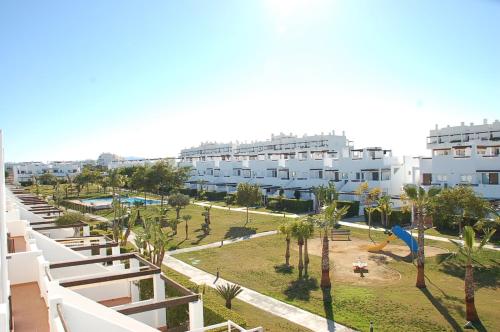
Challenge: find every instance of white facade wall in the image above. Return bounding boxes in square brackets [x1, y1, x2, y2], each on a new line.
[12, 161, 81, 184]
[181, 132, 414, 199]
[418, 120, 500, 199]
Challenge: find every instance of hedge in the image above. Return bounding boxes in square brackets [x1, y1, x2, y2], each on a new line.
[267, 198, 313, 213]
[180, 188, 198, 197]
[161, 268, 247, 328]
[336, 200, 360, 218]
[205, 191, 227, 201]
[363, 208, 411, 227]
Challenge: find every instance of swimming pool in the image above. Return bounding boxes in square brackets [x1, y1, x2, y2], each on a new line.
[80, 196, 161, 206]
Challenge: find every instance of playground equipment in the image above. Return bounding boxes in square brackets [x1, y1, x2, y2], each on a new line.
[367, 225, 419, 254]
[367, 233, 397, 252]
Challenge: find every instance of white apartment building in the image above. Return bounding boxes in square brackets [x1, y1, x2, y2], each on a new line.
[97, 152, 124, 167]
[108, 158, 176, 170]
[179, 132, 417, 200]
[12, 162, 82, 184]
[416, 119, 500, 200]
[0, 131, 261, 332]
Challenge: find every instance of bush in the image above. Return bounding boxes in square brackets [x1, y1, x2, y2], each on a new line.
[180, 188, 198, 197]
[336, 200, 360, 218]
[224, 194, 236, 205]
[160, 269, 247, 328]
[205, 191, 227, 201]
[55, 211, 89, 226]
[203, 296, 247, 327]
[363, 208, 411, 227]
[267, 198, 313, 213]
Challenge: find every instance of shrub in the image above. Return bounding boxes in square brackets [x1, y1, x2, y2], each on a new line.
[336, 200, 360, 218]
[160, 269, 247, 328]
[363, 208, 411, 227]
[205, 191, 227, 201]
[55, 212, 89, 226]
[267, 198, 313, 213]
[180, 188, 198, 197]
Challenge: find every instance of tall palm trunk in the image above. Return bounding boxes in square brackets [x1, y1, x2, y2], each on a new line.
[465, 262, 479, 322]
[416, 209, 426, 288]
[368, 211, 373, 242]
[285, 236, 291, 266]
[304, 238, 310, 277]
[185, 220, 189, 240]
[320, 231, 331, 289]
[298, 238, 304, 279]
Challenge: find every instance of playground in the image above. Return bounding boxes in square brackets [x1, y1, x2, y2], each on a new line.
[175, 226, 500, 331]
[304, 236, 447, 284]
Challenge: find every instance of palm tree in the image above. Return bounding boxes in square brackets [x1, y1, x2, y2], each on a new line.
[291, 218, 311, 279]
[278, 219, 293, 267]
[320, 201, 349, 289]
[182, 214, 192, 239]
[449, 226, 495, 324]
[377, 195, 393, 227]
[215, 283, 243, 309]
[403, 184, 441, 289]
[302, 218, 315, 277]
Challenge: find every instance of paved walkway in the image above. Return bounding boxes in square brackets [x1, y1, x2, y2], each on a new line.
[194, 202, 500, 252]
[164, 256, 353, 332]
[194, 201, 300, 218]
[167, 230, 278, 255]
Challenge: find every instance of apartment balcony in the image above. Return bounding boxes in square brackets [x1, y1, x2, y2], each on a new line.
[4, 189, 264, 332]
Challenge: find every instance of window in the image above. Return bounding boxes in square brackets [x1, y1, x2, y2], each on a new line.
[310, 169, 323, 179]
[433, 149, 451, 156]
[422, 173, 432, 185]
[371, 171, 379, 181]
[232, 169, 241, 176]
[266, 169, 277, 177]
[482, 172, 499, 185]
[381, 170, 391, 181]
[460, 174, 473, 183]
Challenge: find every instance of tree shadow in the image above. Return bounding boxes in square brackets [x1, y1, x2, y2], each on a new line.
[190, 228, 209, 245]
[321, 288, 336, 331]
[420, 287, 463, 331]
[376, 250, 414, 263]
[224, 226, 257, 239]
[439, 261, 500, 289]
[274, 264, 294, 274]
[284, 277, 318, 301]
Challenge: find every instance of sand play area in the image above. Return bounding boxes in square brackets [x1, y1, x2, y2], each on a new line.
[303, 237, 448, 285]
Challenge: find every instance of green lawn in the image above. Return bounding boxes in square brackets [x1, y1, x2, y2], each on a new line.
[97, 203, 284, 250]
[174, 227, 500, 331]
[163, 267, 311, 332]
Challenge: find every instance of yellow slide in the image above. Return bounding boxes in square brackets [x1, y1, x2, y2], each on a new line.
[367, 234, 397, 252]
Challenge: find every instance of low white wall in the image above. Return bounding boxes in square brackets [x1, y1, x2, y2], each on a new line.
[8, 250, 42, 284]
[50, 284, 158, 332]
[6, 219, 27, 237]
[112, 299, 162, 328]
[74, 281, 130, 302]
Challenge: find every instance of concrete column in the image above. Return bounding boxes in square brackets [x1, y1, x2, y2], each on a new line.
[112, 246, 120, 265]
[189, 299, 204, 330]
[153, 274, 166, 327]
[99, 238, 106, 257]
[129, 259, 140, 302]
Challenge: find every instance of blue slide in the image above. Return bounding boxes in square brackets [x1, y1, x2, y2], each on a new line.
[391, 225, 418, 253]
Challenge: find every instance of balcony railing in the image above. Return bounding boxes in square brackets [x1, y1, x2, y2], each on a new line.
[187, 320, 263, 332]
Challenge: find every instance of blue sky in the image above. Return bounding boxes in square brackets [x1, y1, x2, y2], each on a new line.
[1, 0, 499, 162]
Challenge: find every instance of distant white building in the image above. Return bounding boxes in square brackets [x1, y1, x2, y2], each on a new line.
[179, 132, 417, 200]
[416, 119, 500, 200]
[108, 157, 176, 170]
[12, 161, 82, 184]
[97, 153, 123, 167]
